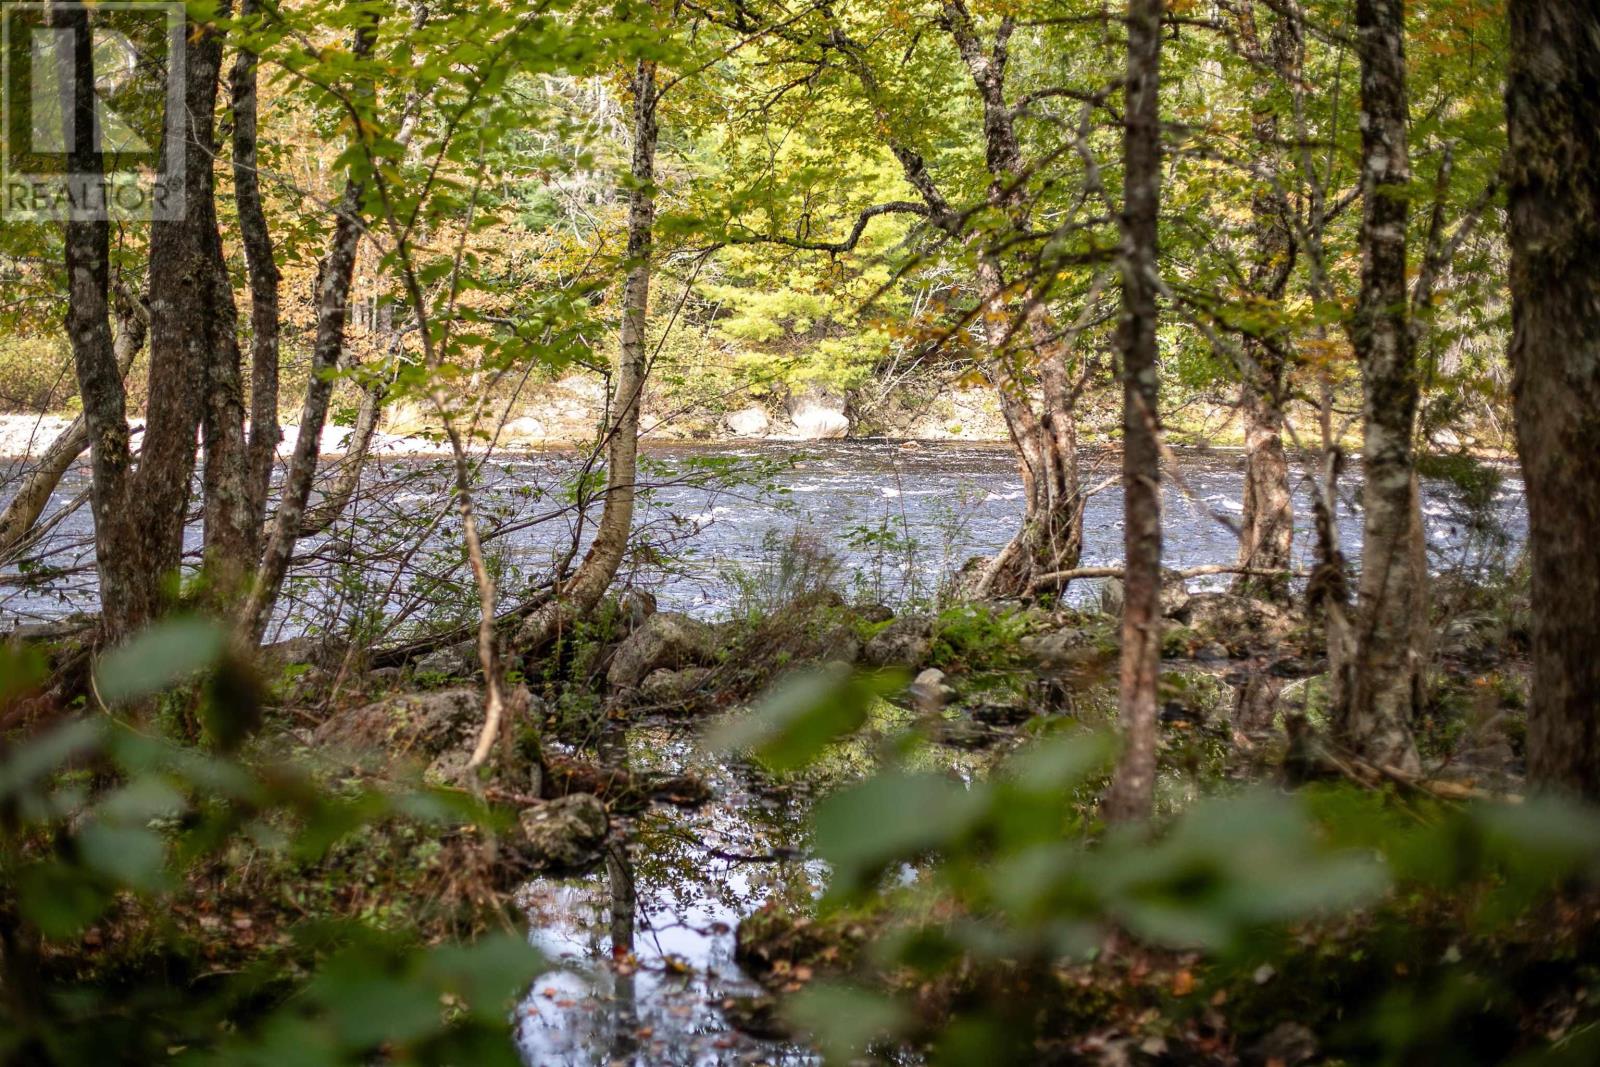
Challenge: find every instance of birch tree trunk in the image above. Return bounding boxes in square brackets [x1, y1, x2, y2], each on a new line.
[1342, 0, 1421, 773]
[1103, 0, 1164, 825]
[1505, 0, 1600, 799]
[515, 60, 657, 653]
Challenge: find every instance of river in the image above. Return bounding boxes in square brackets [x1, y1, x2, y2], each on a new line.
[0, 440, 1526, 632]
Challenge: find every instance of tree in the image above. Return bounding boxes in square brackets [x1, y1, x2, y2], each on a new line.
[1339, 0, 1422, 773]
[1103, 0, 1163, 825]
[1505, 0, 1600, 798]
[515, 55, 660, 653]
[1230, 1, 1301, 602]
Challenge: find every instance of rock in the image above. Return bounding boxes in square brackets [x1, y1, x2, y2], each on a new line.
[725, 406, 772, 437]
[1094, 577, 1125, 616]
[519, 794, 608, 869]
[367, 666, 404, 688]
[908, 667, 950, 710]
[314, 685, 537, 781]
[787, 392, 850, 440]
[857, 603, 895, 624]
[638, 666, 715, 708]
[1194, 642, 1230, 663]
[500, 415, 548, 443]
[1177, 592, 1295, 649]
[607, 611, 717, 689]
[963, 686, 1032, 726]
[619, 589, 658, 630]
[1022, 627, 1091, 669]
[414, 639, 477, 678]
[1160, 570, 1192, 618]
[862, 615, 933, 668]
[314, 686, 484, 765]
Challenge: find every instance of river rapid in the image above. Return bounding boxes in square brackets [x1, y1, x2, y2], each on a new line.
[1, 440, 1526, 632]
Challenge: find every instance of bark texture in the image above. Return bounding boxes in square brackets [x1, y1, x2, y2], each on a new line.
[1505, 0, 1600, 799]
[56, 1, 140, 641]
[1342, 0, 1421, 773]
[514, 60, 658, 653]
[1103, 0, 1164, 825]
[232, 0, 283, 532]
[133, 8, 235, 620]
[1232, 2, 1300, 601]
[187, 4, 257, 595]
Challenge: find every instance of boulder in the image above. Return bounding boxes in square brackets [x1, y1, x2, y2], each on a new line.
[618, 589, 658, 631]
[787, 392, 850, 440]
[1094, 577, 1125, 617]
[725, 406, 772, 437]
[519, 794, 608, 869]
[313, 685, 537, 782]
[314, 686, 483, 756]
[413, 639, 477, 679]
[607, 611, 717, 689]
[1160, 570, 1192, 619]
[638, 666, 715, 708]
[1021, 627, 1093, 669]
[908, 667, 951, 711]
[862, 615, 933, 668]
[857, 603, 895, 624]
[1176, 592, 1295, 649]
[500, 415, 548, 444]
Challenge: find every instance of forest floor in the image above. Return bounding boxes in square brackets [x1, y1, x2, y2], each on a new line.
[47, 559, 1561, 1063]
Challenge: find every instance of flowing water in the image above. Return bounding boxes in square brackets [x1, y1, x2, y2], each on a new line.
[1, 440, 1526, 629]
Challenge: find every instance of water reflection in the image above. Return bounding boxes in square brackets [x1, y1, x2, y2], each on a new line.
[516, 723, 817, 1065]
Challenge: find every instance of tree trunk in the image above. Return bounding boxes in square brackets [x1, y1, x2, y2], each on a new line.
[830, 13, 1084, 597]
[1341, 0, 1421, 773]
[940, 2, 1085, 595]
[239, 19, 375, 642]
[132, 8, 235, 622]
[297, 378, 387, 537]
[1104, 0, 1164, 825]
[187, 5, 256, 596]
[0, 292, 145, 559]
[240, 178, 368, 642]
[1232, 2, 1299, 601]
[515, 60, 657, 653]
[54, 0, 140, 642]
[1505, 0, 1600, 798]
[231, 0, 282, 532]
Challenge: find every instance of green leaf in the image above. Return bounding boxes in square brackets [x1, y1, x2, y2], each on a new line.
[783, 982, 909, 1064]
[77, 822, 169, 893]
[96, 618, 228, 702]
[705, 665, 905, 773]
[813, 770, 986, 895]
